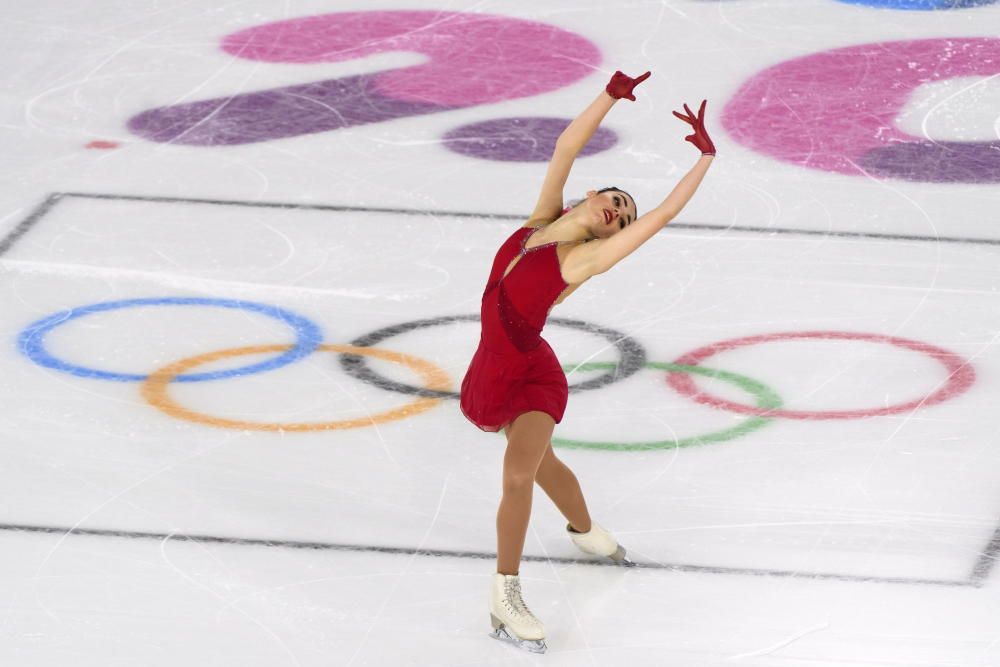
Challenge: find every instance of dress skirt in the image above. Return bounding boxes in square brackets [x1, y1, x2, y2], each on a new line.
[459, 337, 568, 433]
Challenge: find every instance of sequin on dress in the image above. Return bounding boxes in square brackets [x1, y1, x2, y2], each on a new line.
[460, 226, 573, 432]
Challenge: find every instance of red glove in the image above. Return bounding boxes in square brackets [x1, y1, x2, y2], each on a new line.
[672, 100, 716, 155]
[605, 70, 651, 101]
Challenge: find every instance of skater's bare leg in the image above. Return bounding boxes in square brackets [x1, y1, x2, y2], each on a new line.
[536, 446, 633, 566]
[497, 411, 554, 575]
[534, 444, 592, 534]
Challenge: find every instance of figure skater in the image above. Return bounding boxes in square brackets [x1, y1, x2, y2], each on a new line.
[459, 69, 716, 653]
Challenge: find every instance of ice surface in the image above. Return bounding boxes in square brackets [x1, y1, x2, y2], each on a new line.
[1, 1, 999, 665]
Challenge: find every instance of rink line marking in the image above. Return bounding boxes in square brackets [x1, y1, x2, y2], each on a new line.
[58, 192, 1000, 246]
[2, 192, 999, 259]
[65, 192, 525, 221]
[0, 192, 63, 256]
[0, 522, 981, 588]
[970, 522, 1000, 584]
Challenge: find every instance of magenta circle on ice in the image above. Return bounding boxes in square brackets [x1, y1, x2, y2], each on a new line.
[442, 117, 618, 162]
[722, 37, 1000, 183]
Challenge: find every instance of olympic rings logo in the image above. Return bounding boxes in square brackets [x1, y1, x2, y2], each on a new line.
[17, 297, 977, 451]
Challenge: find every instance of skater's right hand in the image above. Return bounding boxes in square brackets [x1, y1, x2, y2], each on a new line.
[605, 70, 651, 102]
[672, 99, 716, 156]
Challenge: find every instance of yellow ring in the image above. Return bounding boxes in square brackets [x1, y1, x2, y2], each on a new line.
[140, 343, 451, 431]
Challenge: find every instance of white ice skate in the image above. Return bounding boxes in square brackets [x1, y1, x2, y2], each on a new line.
[567, 521, 635, 566]
[488, 573, 547, 654]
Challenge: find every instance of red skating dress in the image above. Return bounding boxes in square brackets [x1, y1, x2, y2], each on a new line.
[460, 226, 572, 432]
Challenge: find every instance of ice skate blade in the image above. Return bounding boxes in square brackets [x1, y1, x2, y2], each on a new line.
[489, 615, 547, 654]
[610, 545, 636, 567]
[490, 627, 547, 654]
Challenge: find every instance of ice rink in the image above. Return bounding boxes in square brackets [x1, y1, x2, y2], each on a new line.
[2, 1, 999, 665]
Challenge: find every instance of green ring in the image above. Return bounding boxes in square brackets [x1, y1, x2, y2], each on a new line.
[552, 362, 783, 452]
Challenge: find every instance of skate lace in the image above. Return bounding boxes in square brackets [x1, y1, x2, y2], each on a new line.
[503, 578, 537, 621]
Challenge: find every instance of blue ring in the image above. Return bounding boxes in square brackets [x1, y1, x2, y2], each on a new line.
[834, 0, 997, 9]
[18, 297, 324, 382]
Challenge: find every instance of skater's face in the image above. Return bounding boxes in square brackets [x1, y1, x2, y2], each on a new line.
[584, 188, 636, 239]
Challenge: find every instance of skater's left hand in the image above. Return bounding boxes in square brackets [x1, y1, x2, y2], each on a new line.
[605, 70, 651, 102]
[672, 99, 716, 156]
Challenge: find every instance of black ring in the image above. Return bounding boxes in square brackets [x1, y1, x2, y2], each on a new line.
[339, 314, 647, 399]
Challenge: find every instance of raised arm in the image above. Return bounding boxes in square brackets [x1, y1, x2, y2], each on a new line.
[526, 71, 651, 226]
[567, 100, 717, 277]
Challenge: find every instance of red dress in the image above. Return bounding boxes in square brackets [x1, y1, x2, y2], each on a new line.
[460, 226, 572, 432]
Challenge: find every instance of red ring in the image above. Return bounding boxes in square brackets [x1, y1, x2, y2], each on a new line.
[667, 331, 976, 420]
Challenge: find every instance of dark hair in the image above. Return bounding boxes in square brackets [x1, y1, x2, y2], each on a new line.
[597, 186, 637, 217]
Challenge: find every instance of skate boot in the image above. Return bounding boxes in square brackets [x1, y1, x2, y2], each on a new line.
[488, 573, 546, 653]
[568, 521, 635, 566]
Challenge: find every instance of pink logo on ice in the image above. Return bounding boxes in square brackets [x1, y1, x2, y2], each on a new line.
[220, 11, 599, 106]
[722, 38, 1000, 183]
[128, 10, 609, 158]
